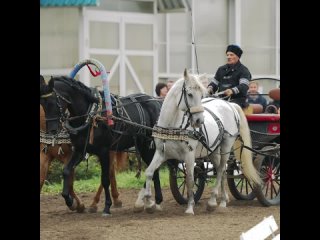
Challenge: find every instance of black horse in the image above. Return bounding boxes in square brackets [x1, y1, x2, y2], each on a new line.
[40, 76, 163, 215]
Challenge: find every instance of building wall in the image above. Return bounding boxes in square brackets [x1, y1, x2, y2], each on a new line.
[40, 0, 279, 96]
[40, 7, 79, 71]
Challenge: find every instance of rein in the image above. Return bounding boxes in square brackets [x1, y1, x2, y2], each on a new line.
[65, 97, 163, 122]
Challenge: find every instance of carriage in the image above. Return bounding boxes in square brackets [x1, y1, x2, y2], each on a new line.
[41, 58, 279, 215]
[167, 77, 280, 207]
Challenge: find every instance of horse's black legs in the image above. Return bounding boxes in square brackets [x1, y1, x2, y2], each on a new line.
[142, 169, 162, 205]
[98, 148, 112, 215]
[61, 150, 82, 209]
[153, 169, 163, 205]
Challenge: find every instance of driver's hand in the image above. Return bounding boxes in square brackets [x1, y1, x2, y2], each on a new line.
[207, 86, 213, 96]
[224, 89, 233, 96]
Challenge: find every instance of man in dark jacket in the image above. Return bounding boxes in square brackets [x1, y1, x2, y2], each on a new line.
[207, 44, 251, 108]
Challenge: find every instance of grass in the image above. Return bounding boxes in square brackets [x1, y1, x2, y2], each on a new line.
[41, 167, 170, 195]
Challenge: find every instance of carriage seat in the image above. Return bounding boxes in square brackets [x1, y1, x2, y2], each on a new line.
[246, 114, 280, 122]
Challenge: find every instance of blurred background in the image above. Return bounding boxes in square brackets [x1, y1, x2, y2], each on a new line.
[40, 0, 280, 97]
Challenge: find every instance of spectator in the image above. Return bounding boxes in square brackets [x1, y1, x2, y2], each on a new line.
[247, 81, 267, 111]
[155, 82, 168, 98]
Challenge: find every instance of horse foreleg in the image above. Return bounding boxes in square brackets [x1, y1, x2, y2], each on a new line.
[40, 149, 50, 192]
[143, 151, 165, 213]
[99, 148, 112, 216]
[153, 169, 163, 211]
[133, 186, 146, 213]
[68, 167, 85, 213]
[184, 153, 195, 215]
[88, 184, 103, 213]
[61, 150, 82, 210]
[139, 148, 163, 211]
[109, 151, 122, 208]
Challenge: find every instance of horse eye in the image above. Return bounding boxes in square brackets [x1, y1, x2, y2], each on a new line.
[187, 93, 193, 97]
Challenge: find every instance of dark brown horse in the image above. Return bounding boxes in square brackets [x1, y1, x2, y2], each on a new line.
[40, 104, 126, 212]
[40, 75, 163, 216]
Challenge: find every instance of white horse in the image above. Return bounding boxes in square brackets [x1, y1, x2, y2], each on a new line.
[134, 70, 261, 215]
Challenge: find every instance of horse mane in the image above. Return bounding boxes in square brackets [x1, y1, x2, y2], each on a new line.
[50, 76, 99, 103]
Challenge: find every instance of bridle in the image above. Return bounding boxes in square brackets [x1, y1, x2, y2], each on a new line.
[40, 89, 70, 132]
[177, 80, 204, 129]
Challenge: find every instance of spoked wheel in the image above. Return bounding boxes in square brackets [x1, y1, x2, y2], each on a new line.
[253, 146, 280, 206]
[227, 157, 256, 200]
[168, 159, 206, 205]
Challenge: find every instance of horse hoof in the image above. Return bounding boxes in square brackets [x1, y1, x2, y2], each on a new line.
[145, 203, 156, 214]
[133, 205, 144, 213]
[206, 203, 217, 212]
[113, 200, 123, 208]
[102, 212, 112, 217]
[185, 209, 194, 215]
[88, 206, 98, 213]
[134, 199, 144, 212]
[156, 204, 163, 211]
[76, 203, 85, 213]
[219, 202, 227, 208]
[69, 201, 78, 211]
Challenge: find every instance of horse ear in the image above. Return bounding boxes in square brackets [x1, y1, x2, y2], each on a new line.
[40, 75, 45, 85]
[184, 68, 189, 79]
[48, 76, 55, 91]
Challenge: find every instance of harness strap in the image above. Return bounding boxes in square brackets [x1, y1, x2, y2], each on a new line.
[129, 96, 147, 177]
[203, 106, 225, 150]
[224, 101, 240, 134]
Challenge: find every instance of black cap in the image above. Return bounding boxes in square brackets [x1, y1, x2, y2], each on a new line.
[226, 44, 243, 58]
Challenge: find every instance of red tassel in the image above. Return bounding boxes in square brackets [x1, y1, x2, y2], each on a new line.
[86, 64, 101, 77]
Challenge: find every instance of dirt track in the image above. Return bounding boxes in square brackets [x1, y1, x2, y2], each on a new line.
[40, 187, 280, 240]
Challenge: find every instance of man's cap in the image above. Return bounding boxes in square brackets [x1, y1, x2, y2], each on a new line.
[226, 44, 243, 58]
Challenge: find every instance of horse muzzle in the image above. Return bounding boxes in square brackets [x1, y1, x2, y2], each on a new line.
[46, 119, 60, 135]
[191, 112, 204, 128]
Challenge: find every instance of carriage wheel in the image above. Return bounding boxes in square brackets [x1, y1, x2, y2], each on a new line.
[253, 146, 280, 206]
[168, 160, 206, 205]
[227, 158, 256, 200]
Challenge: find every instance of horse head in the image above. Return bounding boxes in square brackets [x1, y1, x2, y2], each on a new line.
[163, 69, 206, 128]
[40, 77, 64, 134]
[41, 76, 100, 135]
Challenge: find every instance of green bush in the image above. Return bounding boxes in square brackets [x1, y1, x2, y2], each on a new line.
[42, 167, 171, 194]
[46, 155, 101, 184]
[45, 153, 169, 185]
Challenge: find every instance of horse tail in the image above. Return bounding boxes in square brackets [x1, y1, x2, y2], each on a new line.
[232, 104, 261, 186]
